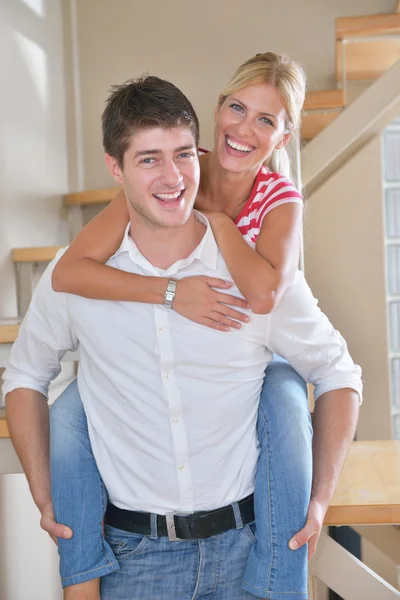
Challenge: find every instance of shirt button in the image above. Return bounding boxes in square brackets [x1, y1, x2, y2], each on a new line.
[159, 328, 164, 334]
[172, 417, 179, 424]
[163, 372, 170, 379]
[179, 465, 185, 472]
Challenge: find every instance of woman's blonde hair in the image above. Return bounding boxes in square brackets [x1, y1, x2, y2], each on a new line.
[219, 52, 306, 180]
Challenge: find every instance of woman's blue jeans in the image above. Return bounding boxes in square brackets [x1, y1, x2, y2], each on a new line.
[50, 356, 312, 599]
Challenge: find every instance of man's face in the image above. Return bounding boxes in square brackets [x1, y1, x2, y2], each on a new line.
[106, 126, 200, 230]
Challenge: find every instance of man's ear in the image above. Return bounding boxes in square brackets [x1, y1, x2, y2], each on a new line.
[105, 153, 124, 185]
[276, 132, 292, 150]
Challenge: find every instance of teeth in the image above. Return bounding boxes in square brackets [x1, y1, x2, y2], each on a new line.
[226, 136, 253, 153]
[154, 191, 182, 200]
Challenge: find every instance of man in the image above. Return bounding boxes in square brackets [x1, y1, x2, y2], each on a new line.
[3, 76, 361, 600]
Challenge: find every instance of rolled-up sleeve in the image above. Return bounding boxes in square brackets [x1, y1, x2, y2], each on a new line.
[266, 271, 363, 402]
[2, 253, 78, 400]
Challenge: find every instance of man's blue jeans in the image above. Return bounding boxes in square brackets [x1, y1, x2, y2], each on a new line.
[50, 357, 312, 599]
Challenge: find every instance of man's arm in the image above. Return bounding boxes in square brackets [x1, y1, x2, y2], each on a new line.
[3, 254, 77, 541]
[266, 270, 362, 558]
[6, 388, 71, 541]
[289, 389, 359, 558]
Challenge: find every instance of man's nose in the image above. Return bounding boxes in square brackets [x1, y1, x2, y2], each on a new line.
[160, 161, 183, 187]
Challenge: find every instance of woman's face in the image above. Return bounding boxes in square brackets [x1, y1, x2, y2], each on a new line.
[214, 82, 291, 174]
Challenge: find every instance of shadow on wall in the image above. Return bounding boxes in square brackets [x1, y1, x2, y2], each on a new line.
[0, 0, 69, 320]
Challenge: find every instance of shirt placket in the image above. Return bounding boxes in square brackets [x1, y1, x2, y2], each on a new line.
[154, 305, 194, 512]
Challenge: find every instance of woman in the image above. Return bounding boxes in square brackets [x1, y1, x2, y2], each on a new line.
[50, 52, 312, 600]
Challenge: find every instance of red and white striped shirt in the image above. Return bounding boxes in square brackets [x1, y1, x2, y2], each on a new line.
[199, 150, 303, 248]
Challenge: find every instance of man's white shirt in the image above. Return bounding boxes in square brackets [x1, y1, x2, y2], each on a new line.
[2, 213, 362, 515]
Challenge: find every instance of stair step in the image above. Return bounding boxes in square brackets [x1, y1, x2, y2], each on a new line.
[12, 246, 62, 263]
[0, 410, 9, 439]
[336, 13, 400, 39]
[336, 38, 400, 81]
[301, 112, 340, 140]
[0, 323, 20, 344]
[303, 89, 345, 111]
[64, 187, 119, 206]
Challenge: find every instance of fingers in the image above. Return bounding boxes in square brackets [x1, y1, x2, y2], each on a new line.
[217, 305, 250, 323]
[216, 293, 249, 310]
[308, 534, 319, 561]
[289, 522, 316, 551]
[207, 311, 243, 330]
[203, 277, 233, 289]
[40, 515, 73, 541]
[202, 318, 231, 332]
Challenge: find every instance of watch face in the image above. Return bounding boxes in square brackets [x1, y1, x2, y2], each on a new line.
[165, 292, 174, 302]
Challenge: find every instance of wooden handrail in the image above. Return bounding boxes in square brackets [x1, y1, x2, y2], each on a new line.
[336, 13, 400, 39]
[12, 246, 63, 263]
[64, 187, 119, 206]
[303, 90, 345, 111]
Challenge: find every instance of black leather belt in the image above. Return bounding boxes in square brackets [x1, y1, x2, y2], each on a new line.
[105, 494, 254, 541]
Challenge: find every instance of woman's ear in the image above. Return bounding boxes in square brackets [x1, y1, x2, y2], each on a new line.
[276, 131, 292, 150]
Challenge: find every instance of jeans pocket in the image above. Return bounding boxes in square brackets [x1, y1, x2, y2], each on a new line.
[104, 525, 149, 560]
[244, 521, 257, 543]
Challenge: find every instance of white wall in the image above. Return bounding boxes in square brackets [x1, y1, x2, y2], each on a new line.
[304, 135, 392, 441]
[0, 1, 68, 598]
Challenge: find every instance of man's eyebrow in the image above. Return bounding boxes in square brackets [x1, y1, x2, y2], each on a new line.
[133, 145, 196, 159]
[133, 149, 161, 158]
[175, 145, 196, 152]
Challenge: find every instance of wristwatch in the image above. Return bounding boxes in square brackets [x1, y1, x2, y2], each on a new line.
[163, 278, 177, 308]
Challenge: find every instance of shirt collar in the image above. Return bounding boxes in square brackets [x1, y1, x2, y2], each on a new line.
[112, 211, 219, 275]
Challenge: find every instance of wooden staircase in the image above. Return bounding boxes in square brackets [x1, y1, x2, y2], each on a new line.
[302, 5, 400, 140]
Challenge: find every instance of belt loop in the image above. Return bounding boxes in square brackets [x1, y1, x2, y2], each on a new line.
[232, 501, 243, 529]
[150, 513, 158, 539]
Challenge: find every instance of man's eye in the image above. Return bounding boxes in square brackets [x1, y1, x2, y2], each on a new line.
[178, 152, 195, 159]
[141, 158, 155, 164]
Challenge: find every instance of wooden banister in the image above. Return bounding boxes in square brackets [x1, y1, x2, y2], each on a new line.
[12, 246, 62, 263]
[64, 187, 119, 206]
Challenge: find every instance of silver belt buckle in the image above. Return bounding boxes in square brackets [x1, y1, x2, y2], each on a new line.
[165, 513, 180, 541]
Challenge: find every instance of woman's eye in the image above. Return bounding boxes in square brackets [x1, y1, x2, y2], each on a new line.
[260, 117, 273, 126]
[230, 103, 244, 113]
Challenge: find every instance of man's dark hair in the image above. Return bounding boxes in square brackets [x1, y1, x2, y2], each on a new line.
[102, 75, 200, 167]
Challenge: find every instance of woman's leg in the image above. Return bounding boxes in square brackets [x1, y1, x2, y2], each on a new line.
[50, 379, 119, 592]
[242, 356, 313, 600]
